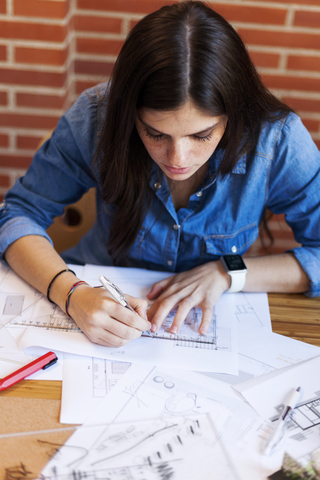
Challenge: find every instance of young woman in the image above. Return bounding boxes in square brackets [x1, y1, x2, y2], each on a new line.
[0, 1, 319, 347]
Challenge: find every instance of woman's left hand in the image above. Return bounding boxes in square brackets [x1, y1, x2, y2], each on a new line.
[146, 260, 230, 335]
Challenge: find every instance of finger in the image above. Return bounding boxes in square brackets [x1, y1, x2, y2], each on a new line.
[199, 303, 215, 335]
[148, 295, 182, 332]
[110, 302, 150, 332]
[147, 278, 172, 300]
[126, 296, 149, 322]
[167, 298, 196, 334]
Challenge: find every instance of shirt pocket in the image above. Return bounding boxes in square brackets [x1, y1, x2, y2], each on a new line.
[204, 223, 258, 256]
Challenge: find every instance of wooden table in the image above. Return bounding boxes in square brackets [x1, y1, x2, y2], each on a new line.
[1, 293, 319, 478]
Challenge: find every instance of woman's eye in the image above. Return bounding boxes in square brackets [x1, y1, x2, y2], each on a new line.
[193, 132, 213, 142]
[145, 130, 164, 141]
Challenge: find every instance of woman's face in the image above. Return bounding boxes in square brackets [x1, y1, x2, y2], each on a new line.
[135, 101, 227, 182]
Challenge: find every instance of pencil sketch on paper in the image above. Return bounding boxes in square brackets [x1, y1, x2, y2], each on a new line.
[40, 415, 240, 480]
[270, 392, 320, 450]
[91, 357, 131, 397]
[234, 292, 264, 328]
[142, 306, 217, 349]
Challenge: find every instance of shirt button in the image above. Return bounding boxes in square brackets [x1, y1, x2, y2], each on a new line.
[167, 260, 173, 266]
[173, 224, 181, 230]
[154, 182, 161, 190]
[231, 246, 237, 253]
[196, 191, 202, 197]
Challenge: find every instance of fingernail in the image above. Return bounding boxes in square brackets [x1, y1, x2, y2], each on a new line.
[170, 326, 178, 334]
[199, 328, 207, 335]
[151, 324, 157, 332]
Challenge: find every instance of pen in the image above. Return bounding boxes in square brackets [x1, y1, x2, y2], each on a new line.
[99, 275, 154, 337]
[99, 275, 137, 313]
[0, 351, 58, 391]
[263, 386, 301, 456]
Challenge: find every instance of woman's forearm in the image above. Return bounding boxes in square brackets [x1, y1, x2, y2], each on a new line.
[4, 235, 80, 311]
[243, 252, 310, 293]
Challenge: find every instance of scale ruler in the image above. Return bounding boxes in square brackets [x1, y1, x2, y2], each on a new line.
[11, 314, 82, 332]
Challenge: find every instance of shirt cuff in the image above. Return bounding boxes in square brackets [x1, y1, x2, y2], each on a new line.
[0, 216, 53, 259]
[289, 247, 320, 297]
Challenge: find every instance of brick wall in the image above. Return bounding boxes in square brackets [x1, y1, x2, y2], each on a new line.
[0, 0, 319, 253]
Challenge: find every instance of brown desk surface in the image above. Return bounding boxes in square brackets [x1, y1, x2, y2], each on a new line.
[1, 293, 319, 478]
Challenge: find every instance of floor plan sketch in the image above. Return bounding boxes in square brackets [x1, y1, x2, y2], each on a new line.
[92, 357, 132, 397]
[234, 293, 266, 328]
[143, 306, 217, 349]
[269, 393, 320, 457]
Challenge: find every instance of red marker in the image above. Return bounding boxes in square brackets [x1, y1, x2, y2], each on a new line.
[0, 351, 58, 391]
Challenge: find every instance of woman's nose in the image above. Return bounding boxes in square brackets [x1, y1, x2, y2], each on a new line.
[167, 142, 187, 166]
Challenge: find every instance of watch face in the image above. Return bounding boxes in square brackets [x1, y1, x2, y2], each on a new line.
[223, 255, 247, 271]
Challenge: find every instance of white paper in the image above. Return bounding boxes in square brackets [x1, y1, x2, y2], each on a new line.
[60, 354, 132, 424]
[234, 355, 320, 458]
[21, 290, 238, 374]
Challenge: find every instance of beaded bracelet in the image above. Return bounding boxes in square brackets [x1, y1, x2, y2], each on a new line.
[47, 268, 76, 303]
[65, 281, 88, 317]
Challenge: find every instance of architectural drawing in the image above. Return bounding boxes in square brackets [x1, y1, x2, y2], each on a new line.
[41, 414, 241, 479]
[92, 357, 131, 397]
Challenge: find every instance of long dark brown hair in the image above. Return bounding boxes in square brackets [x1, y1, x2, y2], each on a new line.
[94, 0, 292, 265]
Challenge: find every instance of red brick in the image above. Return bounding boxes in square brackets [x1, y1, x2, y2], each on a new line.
[0, 45, 6, 61]
[76, 38, 123, 56]
[238, 28, 320, 51]
[0, 134, 9, 147]
[16, 92, 66, 109]
[0, 174, 10, 187]
[75, 80, 97, 95]
[74, 15, 122, 34]
[75, 60, 114, 76]
[287, 55, 320, 73]
[294, 10, 320, 28]
[249, 51, 280, 69]
[262, 74, 320, 93]
[301, 118, 320, 133]
[0, 113, 59, 130]
[17, 135, 43, 150]
[77, 0, 174, 14]
[211, 3, 286, 25]
[0, 20, 67, 43]
[0, 0, 5, 14]
[0, 91, 7, 105]
[282, 97, 320, 113]
[0, 69, 67, 88]
[14, 0, 70, 19]
[0, 153, 33, 169]
[15, 46, 68, 67]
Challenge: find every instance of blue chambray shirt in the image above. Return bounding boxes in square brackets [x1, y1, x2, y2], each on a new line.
[0, 84, 320, 296]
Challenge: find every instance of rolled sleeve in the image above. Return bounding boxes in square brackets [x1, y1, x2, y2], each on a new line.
[0, 215, 53, 259]
[0, 84, 104, 260]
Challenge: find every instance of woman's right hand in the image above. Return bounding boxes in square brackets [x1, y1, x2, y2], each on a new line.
[68, 284, 150, 347]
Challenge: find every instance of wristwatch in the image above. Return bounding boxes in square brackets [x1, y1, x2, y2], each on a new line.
[220, 254, 247, 293]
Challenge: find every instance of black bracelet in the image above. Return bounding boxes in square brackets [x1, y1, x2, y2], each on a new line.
[47, 268, 76, 303]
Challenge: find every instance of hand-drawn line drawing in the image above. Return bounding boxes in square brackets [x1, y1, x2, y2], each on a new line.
[270, 393, 320, 447]
[92, 358, 131, 397]
[234, 293, 264, 327]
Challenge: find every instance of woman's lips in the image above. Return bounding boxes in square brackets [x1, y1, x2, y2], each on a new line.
[164, 165, 193, 175]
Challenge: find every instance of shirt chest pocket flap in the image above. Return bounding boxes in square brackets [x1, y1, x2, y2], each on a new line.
[204, 223, 258, 256]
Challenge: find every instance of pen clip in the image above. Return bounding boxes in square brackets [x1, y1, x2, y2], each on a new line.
[99, 276, 128, 307]
[43, 356, 58, 370]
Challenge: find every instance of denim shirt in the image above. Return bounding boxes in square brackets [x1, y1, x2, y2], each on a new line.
[0, 83, 320, 296]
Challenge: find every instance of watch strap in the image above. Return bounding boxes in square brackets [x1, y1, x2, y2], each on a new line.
[227, 271, 247, 293]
